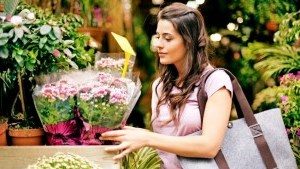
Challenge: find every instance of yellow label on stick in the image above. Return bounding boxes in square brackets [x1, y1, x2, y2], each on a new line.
[111, 32, 136, 77]
[111, 32, 136, 56]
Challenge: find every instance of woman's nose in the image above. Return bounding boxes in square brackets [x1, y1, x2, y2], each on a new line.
[152, 37, 163, 49]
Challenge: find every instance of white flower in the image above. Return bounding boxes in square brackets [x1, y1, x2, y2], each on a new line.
[10, 16, 23, 25]
[27, 12, 36, 20]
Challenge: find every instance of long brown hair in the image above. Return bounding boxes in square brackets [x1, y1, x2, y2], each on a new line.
[154, 3, 210, 125]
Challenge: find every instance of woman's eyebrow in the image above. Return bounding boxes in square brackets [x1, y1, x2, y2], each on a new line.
[156, 32, 173, 36]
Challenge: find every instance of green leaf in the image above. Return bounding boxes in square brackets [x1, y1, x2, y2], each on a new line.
[63, 48, 74, 58]
[14, 53, 24, 67]
[66, 58, 78, 69]
[39, 37, 47, 49]
[25, 60, 35, 72]
[53, 26, 62, 40]
[16, 49, 23, 55]
[63, 40, 74, 46]
[0, 38, 9, 46]
[14, 27, 24, 38]
[48, 31, 57, 40]
[21, 25, 30, 34]
[40, 25, 52, 35]
[12, 34, 18, 42]
[0, 47, 9, 59]
[0, 32, 10, 38]
[8, 29, 14, 38]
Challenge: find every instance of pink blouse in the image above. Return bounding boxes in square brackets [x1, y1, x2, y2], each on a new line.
[151, 69, 233, 169]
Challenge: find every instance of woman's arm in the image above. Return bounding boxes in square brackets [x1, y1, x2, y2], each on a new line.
[101, 87, 232, 160]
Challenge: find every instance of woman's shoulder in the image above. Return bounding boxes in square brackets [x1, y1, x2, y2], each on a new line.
[204, 69, 233, 97]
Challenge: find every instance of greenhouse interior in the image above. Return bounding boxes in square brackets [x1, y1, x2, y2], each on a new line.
[0, 0, 299, 168]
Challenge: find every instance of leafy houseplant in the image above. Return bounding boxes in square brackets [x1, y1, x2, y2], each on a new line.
[0, 1, 93, 144]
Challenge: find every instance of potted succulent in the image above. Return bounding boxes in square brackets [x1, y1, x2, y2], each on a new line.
[0, 0, 93, 145]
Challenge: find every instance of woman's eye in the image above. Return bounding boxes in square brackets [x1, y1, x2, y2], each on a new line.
[165, 37, 172, 41]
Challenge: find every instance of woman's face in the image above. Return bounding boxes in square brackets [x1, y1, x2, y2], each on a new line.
[154, 19, 187, 68]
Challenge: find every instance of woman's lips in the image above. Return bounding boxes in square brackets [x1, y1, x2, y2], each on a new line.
[158, 52, 167, 57]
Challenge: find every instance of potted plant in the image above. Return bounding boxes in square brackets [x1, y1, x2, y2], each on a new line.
[0, 116, 8, 145]
[0, 1, 93, 145]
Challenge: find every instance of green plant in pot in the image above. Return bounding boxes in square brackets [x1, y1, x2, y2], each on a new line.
[0, 0, 93, 145]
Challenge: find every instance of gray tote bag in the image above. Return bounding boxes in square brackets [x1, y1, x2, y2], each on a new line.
[179, 68, 297, 169]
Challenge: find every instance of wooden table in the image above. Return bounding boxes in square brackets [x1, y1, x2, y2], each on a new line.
[0, 145, 120, 169]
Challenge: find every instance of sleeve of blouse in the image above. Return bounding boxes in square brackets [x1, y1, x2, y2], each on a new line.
[204, 70, 233, 98]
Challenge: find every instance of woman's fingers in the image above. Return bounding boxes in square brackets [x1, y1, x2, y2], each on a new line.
[112, 148, 132, 160]
[99, 136, 122, 141]
[105, 142, 129, 152]
[101, 130, 124, 137]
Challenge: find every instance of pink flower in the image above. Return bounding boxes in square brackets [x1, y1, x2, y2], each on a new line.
[280, 95, 288, 104]
[109, 88, 127, 104]
[52, 49, 61, 58]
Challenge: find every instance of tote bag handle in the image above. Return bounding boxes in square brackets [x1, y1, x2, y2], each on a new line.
[197, 68, 277, 169]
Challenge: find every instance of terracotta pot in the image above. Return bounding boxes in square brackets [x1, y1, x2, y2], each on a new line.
[0, 121, 8, 146]
[9, 128, 44, 146]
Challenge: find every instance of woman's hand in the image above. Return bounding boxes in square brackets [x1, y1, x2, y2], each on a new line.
[100, 126, 151, 160]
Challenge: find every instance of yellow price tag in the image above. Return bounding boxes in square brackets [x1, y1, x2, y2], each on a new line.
[111, 32, 136, 77]
[111, 32, 136, 56]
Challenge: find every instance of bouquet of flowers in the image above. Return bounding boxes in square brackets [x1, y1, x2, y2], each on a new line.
[78, 71, 141, 145]
[33, 69, 141, 145]
[27, 153, 102, 169]
[33, 73, 81, 145]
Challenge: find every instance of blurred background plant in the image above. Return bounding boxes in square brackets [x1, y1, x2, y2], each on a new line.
[250, 10, 300, 165]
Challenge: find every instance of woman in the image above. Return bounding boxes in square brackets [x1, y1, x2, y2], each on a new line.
[101, 3, 233, 169]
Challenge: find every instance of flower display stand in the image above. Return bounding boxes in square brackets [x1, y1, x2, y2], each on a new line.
[0, 145, 120, 169]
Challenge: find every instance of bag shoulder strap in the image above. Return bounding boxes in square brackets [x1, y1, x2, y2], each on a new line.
[197, 68, 278, 169]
